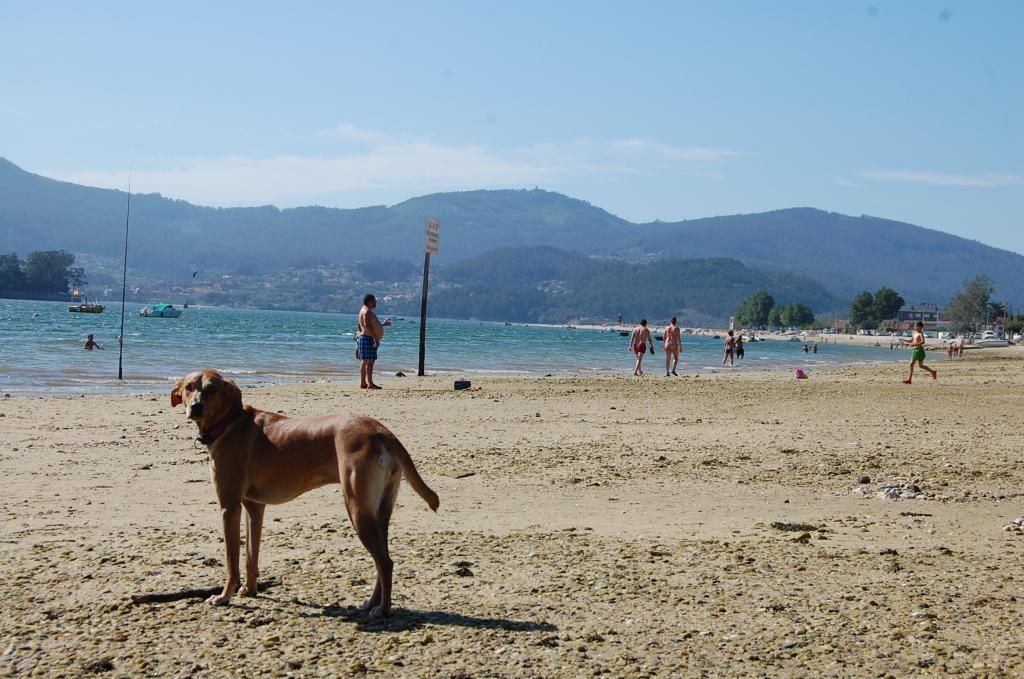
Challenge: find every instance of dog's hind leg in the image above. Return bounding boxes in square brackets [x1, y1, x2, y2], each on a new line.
[345, 476, 399, 618]
[240, 500, 266, 597]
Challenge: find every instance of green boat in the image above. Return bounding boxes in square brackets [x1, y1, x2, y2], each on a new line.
[139, 303, 183, 318]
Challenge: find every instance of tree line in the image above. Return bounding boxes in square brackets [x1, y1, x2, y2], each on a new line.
[0, 250, 85, 297]
[734, 274, 1021, 336]
[734, 290, 816, 329]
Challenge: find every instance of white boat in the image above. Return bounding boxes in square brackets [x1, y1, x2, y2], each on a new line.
[973, 338, 1009, 348]
[974, 330, 1008, 347]
[139, 303, 183, 318]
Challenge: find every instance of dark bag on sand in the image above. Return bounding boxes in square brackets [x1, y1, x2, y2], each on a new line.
[454, 380, 471, 390]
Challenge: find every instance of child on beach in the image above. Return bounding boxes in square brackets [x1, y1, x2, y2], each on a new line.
[903, 321, 937, 384]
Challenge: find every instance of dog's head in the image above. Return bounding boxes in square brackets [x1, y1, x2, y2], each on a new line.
[171, 370, 242, 429]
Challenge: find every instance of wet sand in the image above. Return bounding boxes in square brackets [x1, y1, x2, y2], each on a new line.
[1, 349, 1022, 677]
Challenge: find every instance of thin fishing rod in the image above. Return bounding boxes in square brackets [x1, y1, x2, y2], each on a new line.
[117, 170, 131, 380]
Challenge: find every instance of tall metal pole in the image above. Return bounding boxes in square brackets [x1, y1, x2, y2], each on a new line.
[417, 251, 430, 376]
[117, 172, 131, 380]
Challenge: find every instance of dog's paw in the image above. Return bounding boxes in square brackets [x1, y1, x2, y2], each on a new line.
[238, 585, 258, 598]
[206, 593, 233, 606]
[367, 605, 390, 619]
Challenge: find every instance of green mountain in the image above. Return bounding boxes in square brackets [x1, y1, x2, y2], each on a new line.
[411, 246, 842, 324]
[2, 156, 1022, 306]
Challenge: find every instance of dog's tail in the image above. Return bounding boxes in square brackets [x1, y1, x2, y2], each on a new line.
[387, 436, 440, 512]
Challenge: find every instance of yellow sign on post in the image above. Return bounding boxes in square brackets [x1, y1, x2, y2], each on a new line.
[425, 218, 440, 254]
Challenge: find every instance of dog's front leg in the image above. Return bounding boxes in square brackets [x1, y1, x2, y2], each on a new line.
[207, 502, 242, 606]
[240, 500, 265, 597]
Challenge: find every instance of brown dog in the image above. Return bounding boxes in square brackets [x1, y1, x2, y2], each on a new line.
[171, 369, 439, 617]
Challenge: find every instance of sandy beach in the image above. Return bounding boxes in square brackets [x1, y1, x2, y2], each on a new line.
[2, 349, 1023, 677]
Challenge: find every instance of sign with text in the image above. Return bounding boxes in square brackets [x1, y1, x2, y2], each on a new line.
[425, 218, 440, 254]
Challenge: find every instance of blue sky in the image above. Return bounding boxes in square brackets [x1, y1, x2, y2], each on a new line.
[1, 2, 1021, 253]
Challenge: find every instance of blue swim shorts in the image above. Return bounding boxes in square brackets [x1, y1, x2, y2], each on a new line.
[358, 335, 378, 361]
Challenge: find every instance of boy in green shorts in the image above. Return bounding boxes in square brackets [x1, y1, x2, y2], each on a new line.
[903, 321, 937, 384]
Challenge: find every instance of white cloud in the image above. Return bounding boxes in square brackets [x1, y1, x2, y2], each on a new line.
[609, 138, 742, 162]
[860, 169, 1024, 188]
[47, 128, 743, 207]
[315, 123, 391, 146]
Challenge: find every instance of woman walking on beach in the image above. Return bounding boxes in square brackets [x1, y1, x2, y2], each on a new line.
[903, 321, 937, 384]
[663, 317, 681, 376]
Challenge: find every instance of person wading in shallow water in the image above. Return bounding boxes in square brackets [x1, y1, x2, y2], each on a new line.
[722, 330, 736, 366]
[629, 319, 655, 376]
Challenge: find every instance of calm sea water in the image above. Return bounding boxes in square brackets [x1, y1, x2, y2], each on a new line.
[0, 299, 900, 397]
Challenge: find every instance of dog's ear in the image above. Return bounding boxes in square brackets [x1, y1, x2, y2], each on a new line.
[170, 376, 185, 407]
[224, 378, 242, 408]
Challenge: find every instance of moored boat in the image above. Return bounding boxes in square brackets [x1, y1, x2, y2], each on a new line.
[973, 338, 1009, 348]
[68, 290, 104, 313]
[139, 303, 183, 318]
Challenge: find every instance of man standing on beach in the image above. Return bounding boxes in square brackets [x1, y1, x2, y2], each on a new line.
[357, 294, 385, 389]
[663, 317, 681, 376]
[629, 319, 655, 376]
[903, 321, 937, 384]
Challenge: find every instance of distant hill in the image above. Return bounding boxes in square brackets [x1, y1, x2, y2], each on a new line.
[624, 209, 1024, 306]
[2, 157, 1022, 306]
[411, 246, 842, 324]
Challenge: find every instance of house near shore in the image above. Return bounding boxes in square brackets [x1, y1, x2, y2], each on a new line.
[882, 303, 946, 332]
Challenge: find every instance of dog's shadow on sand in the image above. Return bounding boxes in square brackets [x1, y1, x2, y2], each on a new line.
[286, 598, 557, 634]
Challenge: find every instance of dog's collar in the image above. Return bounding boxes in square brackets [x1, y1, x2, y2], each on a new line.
[195, 406, 245, 447]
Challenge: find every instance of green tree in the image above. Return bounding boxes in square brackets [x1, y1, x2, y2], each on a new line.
[767, 306, 783, 328]
[779, 303, 815, 328]
[735, 290, 775, 328]
[945, 275, 995, 333]
[872, 287, 905, 322]
[23, 250, 76, 295]
[1006, 316, 1023, 336]
[68, 267, 87, 290]
[0, 253, 26, 293]
[849, 291, 877, 329]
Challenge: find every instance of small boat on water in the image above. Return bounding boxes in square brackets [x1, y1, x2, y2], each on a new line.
[139, 303, 183, 318]
[68, 290, 104, 313]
